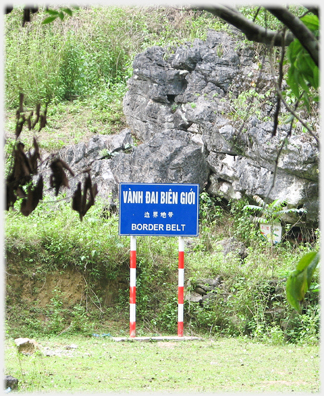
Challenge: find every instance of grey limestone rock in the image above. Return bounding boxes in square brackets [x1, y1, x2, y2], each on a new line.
[122, 29, 319, 224]
[41, 128, 209, 208]
[110, 130, 209, 190]
[43, 29, 319, 225]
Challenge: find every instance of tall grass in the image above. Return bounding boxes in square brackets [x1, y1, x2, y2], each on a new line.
[5, 196, 320, 344]
[5, 6, 226, 108]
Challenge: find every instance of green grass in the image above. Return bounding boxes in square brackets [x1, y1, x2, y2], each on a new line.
[4, 4, 320, 363]
[5, 199, 320, 345]
[4, 89, 127, 156]
[4, 6, 227, 109]
[5, 335, 320, 393]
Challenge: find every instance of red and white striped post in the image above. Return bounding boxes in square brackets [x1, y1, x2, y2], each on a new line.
[178, 236, 184, 337]
[130, 236, 136, 338]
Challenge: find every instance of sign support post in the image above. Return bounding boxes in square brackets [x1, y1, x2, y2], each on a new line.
[130, 236, 136, 337]
[119, 183, 199, 338]
[178, 236, 184, 337]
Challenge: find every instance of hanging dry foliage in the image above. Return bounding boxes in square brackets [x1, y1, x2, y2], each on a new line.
[6, 93, 98, 219]
[49, 158, 75, 196]
[20, 176, 44, 216]
[72, 172, 98, 221]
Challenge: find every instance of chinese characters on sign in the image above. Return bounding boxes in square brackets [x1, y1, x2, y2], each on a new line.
[119, 183, 199, 236]
[260, 223, 282, 244]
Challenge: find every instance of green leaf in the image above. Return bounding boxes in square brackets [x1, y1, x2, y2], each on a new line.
[276, 208, 306, 215]
[286, 270, 307, 313]
[286, 252, 320, 314]
[42, 16, 58, 24]
[302, 92, 310, 111]
[284, 114, 295, 124]
[301, 14, 319, 33]
[309, 283, 320, 292]
[243, 205, 263, 211]
[296, 252, 318, 272]
[58, 11, 64, 21]
[306, 253, 320, 286]
[287, 69, 300, 97]
[46, 9, 59, 16]
[62, 8, 73, 16]
[286, 28, 319, 103]
[255, 217, 267, 224]
[252, 195, 265, 206]
[269, 199, 286, 209]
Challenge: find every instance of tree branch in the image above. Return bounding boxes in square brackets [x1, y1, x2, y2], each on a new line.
[197, 5, 295, 46]
[269, 46, 320, 147]
[266, 6, 319, 67]
[304, 6, 319, 18]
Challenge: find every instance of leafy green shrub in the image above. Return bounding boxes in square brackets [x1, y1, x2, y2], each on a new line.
[5, 15, 65, 107]
[57, 38, 88, 100]
[153, 296, 179, 333]
[229, 199, 262, 245]
[4, 6, 231, 109]
[243, 195, 306, 225]
[286, 14, 319, 110]
[5, 188, 320, 343]
[44, 289, 68, 334]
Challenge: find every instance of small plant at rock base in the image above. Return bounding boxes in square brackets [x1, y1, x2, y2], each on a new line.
[69, 304, 94, 334]
[244, 195, 306, 224]
[45, 289, 68, 334]
[243, 195, 306, 245]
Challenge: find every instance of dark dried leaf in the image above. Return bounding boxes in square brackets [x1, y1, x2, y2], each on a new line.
[15, 114, 26, 139]
[22, 7, 38, 26]
[20, 176, 43, 216]
[72, 173, 98, 221]
[19, 93, 24, 112]
[6, 183, 17, 210]
[72, 182, 83, 220]
[12, 142, 32, 185]
[39, 103, 48, 132]
[26, 111, 33, 130]
[5, 6, 14, 14]
[28, 137, 41, 174]
[50, 158, 75, 196]
[39, 114, 46, 131]
[22, 8, 31, 26]
[85, 182, 98, 214]
[16, 186, 27, 198]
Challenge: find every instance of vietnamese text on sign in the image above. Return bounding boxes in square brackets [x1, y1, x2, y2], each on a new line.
[119, 183, 199, 236]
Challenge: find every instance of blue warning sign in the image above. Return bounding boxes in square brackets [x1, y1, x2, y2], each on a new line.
[119, 183, 199, 236]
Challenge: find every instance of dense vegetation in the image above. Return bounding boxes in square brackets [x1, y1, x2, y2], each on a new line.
[5, 196, 320, 345]
[4, 6, 319, 345]
[5, 7, 228, 108]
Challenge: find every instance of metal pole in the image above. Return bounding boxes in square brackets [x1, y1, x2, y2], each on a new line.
[178, 236, 184, 337]
[130, 236, 136, 338]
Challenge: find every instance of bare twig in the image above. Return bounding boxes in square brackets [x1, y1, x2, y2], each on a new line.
[82, 274, 104, 314]
[266, 6, 319, 66]
[269, 39, 319, 146]
[58, 323, 72, 335]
